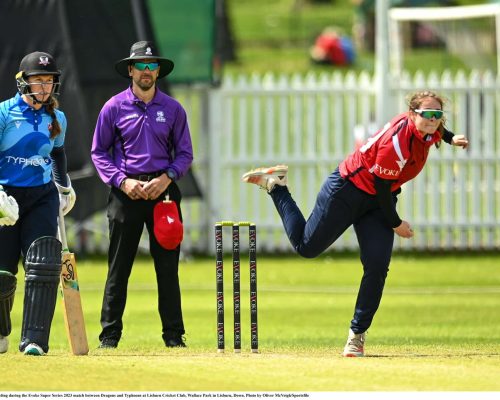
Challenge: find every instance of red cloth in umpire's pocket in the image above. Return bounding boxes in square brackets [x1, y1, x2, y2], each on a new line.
[154, 200, 183, 250]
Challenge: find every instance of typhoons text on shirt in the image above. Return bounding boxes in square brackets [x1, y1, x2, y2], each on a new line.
[5, 155, 50, 167]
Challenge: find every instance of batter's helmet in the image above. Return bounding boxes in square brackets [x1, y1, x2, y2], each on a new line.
[16, 51, 61, 103]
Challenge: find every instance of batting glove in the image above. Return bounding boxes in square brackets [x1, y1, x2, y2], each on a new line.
[55, 175, 76, 216]
[0, 185, 19, 226]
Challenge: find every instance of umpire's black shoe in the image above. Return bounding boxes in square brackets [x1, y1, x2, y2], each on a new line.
[164, 336, 187, 348]
[98, 338, 119, 349]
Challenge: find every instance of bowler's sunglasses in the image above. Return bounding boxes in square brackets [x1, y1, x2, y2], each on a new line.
[414, 109, 443, 120]
[133, 62, 159, 71]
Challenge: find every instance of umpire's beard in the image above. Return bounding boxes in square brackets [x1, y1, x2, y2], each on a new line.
[134, 75, 156, 92]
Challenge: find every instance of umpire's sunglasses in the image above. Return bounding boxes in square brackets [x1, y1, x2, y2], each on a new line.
[132, 62, 159, 71]
[414, 109, 444, 120]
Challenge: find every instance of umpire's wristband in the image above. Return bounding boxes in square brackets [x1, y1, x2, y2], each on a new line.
[166, 169, 176, 181]
[119, 178, 127, 190]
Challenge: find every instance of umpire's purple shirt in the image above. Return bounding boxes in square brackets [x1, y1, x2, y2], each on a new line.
[91, 86, 193, 188]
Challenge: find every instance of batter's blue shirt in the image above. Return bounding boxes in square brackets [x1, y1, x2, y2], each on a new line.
[0, 93, 67, 187]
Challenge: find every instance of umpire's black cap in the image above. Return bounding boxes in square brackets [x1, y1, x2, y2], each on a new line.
[115, 40, 174, 79]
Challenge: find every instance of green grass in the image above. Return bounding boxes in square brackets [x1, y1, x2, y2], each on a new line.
[2, 253, 500, 391]
[225, 0, 364, 75]
[223, 0, 494, 76]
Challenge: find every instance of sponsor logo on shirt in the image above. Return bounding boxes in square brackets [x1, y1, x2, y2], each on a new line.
[5, 156, 50, 167]
[123, 113, 139, 121]
[156, 111, 166, 123]
[372, 164, 400, 177]
[15, 121, 22, 129]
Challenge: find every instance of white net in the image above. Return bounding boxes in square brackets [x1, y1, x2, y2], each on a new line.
[389, 3, 500, 75]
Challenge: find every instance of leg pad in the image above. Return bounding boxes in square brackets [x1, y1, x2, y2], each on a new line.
[20, 237, 62, 353]
[0, 270, 16, 336]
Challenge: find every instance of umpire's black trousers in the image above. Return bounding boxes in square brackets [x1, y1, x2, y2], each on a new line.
[99, 182, 185, 343]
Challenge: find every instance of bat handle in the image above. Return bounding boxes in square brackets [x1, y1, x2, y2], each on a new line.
[58, 208, 69, 251]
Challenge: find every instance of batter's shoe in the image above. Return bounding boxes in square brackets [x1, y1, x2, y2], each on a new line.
[0, 335, 8, 353]
[241, 165, 288, 192]
[98, 338, 119, 349]
[342, 329, 366, 357]
[24, 343, 45, 356]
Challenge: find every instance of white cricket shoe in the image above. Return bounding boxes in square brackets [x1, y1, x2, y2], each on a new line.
[24, 343, 45, 356]
[0, 335, 8, 354]
[241, 165, 288, 192]
[342, 329, 366, 357]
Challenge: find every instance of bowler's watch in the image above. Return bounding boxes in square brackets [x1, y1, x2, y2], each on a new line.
[166, 169, 176, 181]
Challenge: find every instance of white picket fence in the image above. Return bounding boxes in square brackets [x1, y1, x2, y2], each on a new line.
[73, 70, 500, 254]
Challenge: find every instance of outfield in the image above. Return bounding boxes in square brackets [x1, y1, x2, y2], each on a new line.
[2, 253, 500, 391]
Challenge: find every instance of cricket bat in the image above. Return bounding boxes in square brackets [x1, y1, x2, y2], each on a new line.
[58, 209, 89, 355]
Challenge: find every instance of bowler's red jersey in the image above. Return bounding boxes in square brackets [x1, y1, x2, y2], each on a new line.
[339, 113, 441, 195]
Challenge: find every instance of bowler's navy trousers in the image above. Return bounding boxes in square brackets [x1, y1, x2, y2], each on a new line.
[270, 167, 398, 333]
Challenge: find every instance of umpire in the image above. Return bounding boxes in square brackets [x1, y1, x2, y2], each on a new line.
[91, 41, 193, 349]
